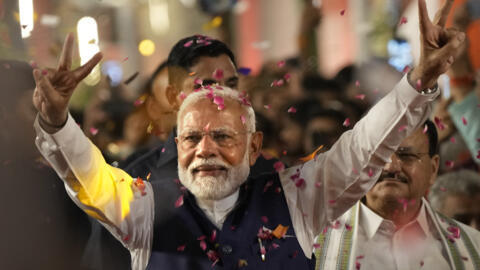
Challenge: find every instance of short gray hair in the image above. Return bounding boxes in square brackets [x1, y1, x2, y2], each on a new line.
[429, 170, 480, 211]
[177, 86, 256, 134]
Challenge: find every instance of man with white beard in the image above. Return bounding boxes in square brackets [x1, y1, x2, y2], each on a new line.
[32, 1, 465, 269]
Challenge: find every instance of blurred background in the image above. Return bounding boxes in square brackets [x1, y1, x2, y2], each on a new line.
[1, 0, 480, 269]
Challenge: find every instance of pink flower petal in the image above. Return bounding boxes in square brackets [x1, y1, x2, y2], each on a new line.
[272, 243, 280, 249]
[462, 116, 467, 126]
[261, 216, 268, 223]
[194, 78, 203, 85]
[213, 96, 224, 105]
[402, 65, 411, 74]
[183, 40, 193, 47]
[345, 224, 352, 231]
[175, 194, 184, 208]
[355, 80, 360, 87]
[445, 160, 454, 168]
[398, 125, 407, 132]
[368, 168, 374, 177]
[416, 79, 422, 90]
[210, 230, 217, 242]
[217, 104, 225, 111]
[343, 118, 351, 127]
[287, 107, 297, 113]
[434, 117, 446, 131]
[263, 180, 273, 193]
[399, 16, 408, 25]
[449, 137, 456, 143]
[197, 235, 206, 241]
[328, 199, 336, 205]
[90, 127, 98, 136]
[274, 161, 285, 172]
[355, 94, 366, 100]
[315, 182, 322, 188]
[264, 104, 271, 110]
[240, 115, 246, 125]
[422, 124, 428, 134]
[212, 69, 224, 80]
[295, 178, 305, 188]
[277, 60, 286, 68]
[200, 240, 207, 251]
[284, 73, 291, 81]
[340, 9, 346, 16]
[177, 244, 186, 251]
[29, 61, 38, 69]
[179, 92, 187, 100]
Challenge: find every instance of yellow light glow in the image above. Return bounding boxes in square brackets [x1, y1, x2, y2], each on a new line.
[77, 17, 101, 85]
[19, 0, 34, 38]
[138, 39, 155, 56]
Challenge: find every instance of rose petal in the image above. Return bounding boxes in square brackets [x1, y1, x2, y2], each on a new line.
[274, 161, 285, 172]
[355, 94, 365, 100]
[179, 92, 187, 100]
[287, 107, 297, 113]
[212, 69, 224, 80]
[194, 78, 203, 85]
[175, 194, 184, 208]
[398, 125, 407, 132]
[340, 9, 346, 16]
[213, 96, 224, 105]
[184, 40, 193, 47]
[90, 127, 98, 136]
[343, 118, 351, 127]
[399, 16, 408, 25]
[277, 60, 285, 68]
[177, 244, 186, 252]
[200, 240, 207, 251]
[284, 73, 291, 81]
[402, 65, 411, 74]
[355, 80, 360, 87]
[462, 116, 467, 126]
[445, 160, 454, 168]
[217, 104, 225, 110]
[261, 216, 268, 224]
[422, 124, 428, 134]
[264, 104, 271, 110]
[240, 115, 246, 125]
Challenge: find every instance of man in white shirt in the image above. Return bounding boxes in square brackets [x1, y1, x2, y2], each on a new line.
[31, 0, 466, 269]
[314, 120, 480, 270]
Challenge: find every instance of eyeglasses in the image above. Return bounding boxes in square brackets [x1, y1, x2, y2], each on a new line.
[177, 128, 250, 149]
[393, 148, 430, 165]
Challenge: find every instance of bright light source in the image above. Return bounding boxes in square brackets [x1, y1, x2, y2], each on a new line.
[149, 0, 170, 35]
[19, 0, 34, 38]
[77, 17, 101, 85]
[139, 39, 155, 56]
[179, 0, 196, 8]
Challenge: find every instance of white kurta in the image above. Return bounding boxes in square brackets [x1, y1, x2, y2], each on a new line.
[34, 75, 437, 270]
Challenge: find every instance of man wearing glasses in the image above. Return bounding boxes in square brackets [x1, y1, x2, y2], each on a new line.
[314, 120, 480, 270]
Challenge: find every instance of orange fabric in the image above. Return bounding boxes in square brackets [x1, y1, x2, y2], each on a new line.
[446, 0, 480, 71]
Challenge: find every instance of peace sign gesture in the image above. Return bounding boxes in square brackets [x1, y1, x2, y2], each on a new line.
[32, 33, 102, 132]
[409, 0, 465, 90]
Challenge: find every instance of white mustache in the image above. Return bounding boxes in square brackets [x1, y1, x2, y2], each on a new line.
[188, 158, 231, 173]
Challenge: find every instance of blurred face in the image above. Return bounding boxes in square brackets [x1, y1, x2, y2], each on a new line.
[176, 99, 261, 200]
[441, 194, 480, 230]
[146, 68, 176, 140]
[366, 129, 439, 207]
[181, 54, 238, 95]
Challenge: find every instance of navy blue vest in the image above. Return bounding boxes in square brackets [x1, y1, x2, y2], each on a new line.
[147, 172, 315, 270]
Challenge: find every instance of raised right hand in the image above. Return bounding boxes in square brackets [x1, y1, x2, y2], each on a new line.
[32, 33, 102, 130]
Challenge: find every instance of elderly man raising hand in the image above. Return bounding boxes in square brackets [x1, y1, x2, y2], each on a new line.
[33, 0, 465, 269]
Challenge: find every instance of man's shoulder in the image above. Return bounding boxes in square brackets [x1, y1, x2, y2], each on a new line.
[123, 143, 173, 177]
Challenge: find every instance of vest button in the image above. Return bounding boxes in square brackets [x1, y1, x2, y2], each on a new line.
[221, 245, 233, 255]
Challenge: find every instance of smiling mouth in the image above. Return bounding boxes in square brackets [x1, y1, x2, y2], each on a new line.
[192, 165, 227, 176]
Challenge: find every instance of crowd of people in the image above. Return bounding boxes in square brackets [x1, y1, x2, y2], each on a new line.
[1, 0, 480, 269]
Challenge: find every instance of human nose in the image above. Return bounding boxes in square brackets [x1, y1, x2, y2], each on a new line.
[196, 132, 217, 159]
[384, 153, 402, 172]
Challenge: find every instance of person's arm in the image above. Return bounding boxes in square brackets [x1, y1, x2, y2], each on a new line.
[280, 0, 465, 258]
[31, 33, 153, 269]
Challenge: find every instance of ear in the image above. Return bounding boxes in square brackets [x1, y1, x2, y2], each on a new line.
[429, 154, 440, 186]
[248, 131, 263, 166]
[165, 84, 180, 110]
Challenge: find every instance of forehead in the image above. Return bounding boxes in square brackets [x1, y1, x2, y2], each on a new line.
[399, 129, 429, 152]
[179, 98, 246, 132]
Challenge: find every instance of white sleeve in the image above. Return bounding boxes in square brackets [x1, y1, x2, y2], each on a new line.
[34, 113, 154, 270]
[280, 75, 439, 258]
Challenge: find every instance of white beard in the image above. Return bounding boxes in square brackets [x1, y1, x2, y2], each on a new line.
[178, 152, 250, 200]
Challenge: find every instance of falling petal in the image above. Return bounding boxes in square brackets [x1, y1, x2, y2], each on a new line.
[445, 160, 454, 168]
[161, 147, 166, 153]
[122, 57, 129, 62]
[212, 69, 224, 80]
[184, 40, 193, 47]
[434, 117, 446, 131]
[194, 78, 203, 85]
[355, 80, 360, 87]
[238, 67, 252, 76]
[355, 94, 365, 100]
[399, 16, 408, 25]
[282, 150, 287, 155]
[284, 73, 291, 81]
[287, 107, 297, 113]
[177, 244, 186, 252]
[274, 161, 285, 172]
[315, 182, 322, 188]
[345, 224, 352, 231]
[123, 235, 130, 242]
[295, 178, 305, 188]
[422, 124, 428, 134]
[343, 118, 351, 127]
[261, 216, 268, 223]
[134, 94, 147, 106]
[175, 194, 184, 208]
[263, 180, 273, 193]
[213, 96, 224, 105]
[313, 243, 321, 249]
[398, 125, 407, 132]
[368, 168, 374, 177]
[416, 79, 422, 90]
[272, 243, 280, 249]
[217, 104, 225, 111]
[450, 137, 456, 143]
[210, 230, 217, 242]
[277, 60, 286, 68]
[340, 9, 346, 16]
[90, 127, 98, 136]
[402, 66, 411, 73]
[41, 69, 48, 76]
[264, 104, 271, 110]
[420, 260, 424, 267]
[200, 240, 207, 251]
[462, 116, 467, 125]
[30, 61, 37, 69]
[240, 115, 246, 125]
[328, 199, 336, 205]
